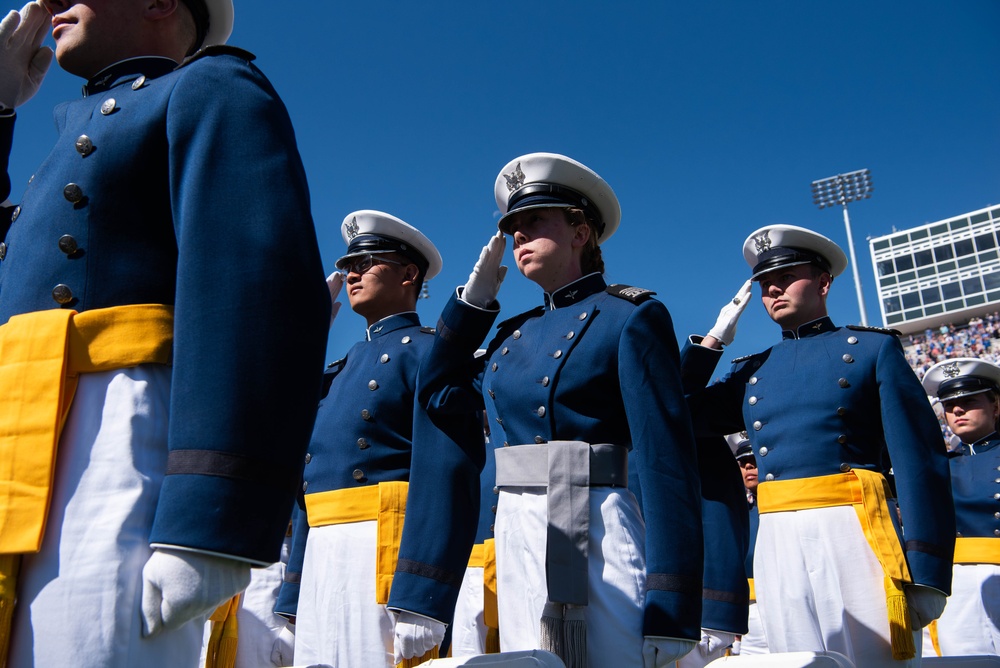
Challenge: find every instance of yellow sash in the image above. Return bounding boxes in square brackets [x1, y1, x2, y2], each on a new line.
[747, 577, 755, 602]
[468, 543, 485, 569]
[483, 537, 500, 653]
[954, 537, 1000, 565]
[758, 469, 915, 660]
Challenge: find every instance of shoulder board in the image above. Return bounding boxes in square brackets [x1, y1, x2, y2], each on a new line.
[846, 324, 901, 337]
[730, 354, 757, 364]
[496, 306, 545, 331]
[420, 326, 436, 335]
[178, 45, 256, 69]
[606, 284, 657, 304]
[325, 357, 346, 372]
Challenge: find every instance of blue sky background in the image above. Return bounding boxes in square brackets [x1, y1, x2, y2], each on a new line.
[8, 1, 999, 369]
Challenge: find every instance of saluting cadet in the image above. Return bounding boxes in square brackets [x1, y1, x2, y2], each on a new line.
[922, 358, 1000, 654]
[682, 224, 955, 667]
[410, 153, 704, 668]
[0, 1, 331, 666]
[727, 431, 768, 656]
[288, 211, 478, 667]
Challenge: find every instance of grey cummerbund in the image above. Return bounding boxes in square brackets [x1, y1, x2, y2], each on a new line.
[494, 441, 628, 488]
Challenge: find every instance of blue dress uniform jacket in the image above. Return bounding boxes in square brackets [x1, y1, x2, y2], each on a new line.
[683, 317, 956, 593]
[951, 436, 1000, 540]
[414, 273, 704, 640]
[0, 49, 331, 563]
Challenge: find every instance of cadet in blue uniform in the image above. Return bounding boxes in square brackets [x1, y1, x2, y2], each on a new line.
[727, 432, 768, 656]
[922, 358, 1000, 654]
[411, 153, 703, 668]
[683, 224, 955, 667]
[0, 1, 330, 666]
[289, 211, 473, 667]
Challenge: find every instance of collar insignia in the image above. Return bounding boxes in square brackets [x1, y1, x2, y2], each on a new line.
[504, 163, 525, 192]
[942, 362, 961, 379]
[372, 325, 383, 334]
[753, 230, 772, 255]
[564, 290, 578, 301]
[346, 216, 360, 240]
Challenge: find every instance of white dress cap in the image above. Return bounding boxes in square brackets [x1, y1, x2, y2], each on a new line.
[742, 224, 848, 280]
[338, 210, 443, 280]
[494, 152, 621, 245]
[921, 357, 1000, 401]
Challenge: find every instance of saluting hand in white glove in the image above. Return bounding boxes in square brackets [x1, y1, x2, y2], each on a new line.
[325, 271, 343, 326]
[461, 231, 507, 308]
[141, 548, 251, 637]
[0, 2, 53, 109]
[705, 280, 752, 348]
[392, 610, 446, 664]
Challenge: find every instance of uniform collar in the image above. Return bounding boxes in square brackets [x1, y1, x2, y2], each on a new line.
[543, 273, 606, 310]
[781, 316, 836, 340]
[84, 56, 178, 96]
[365, 311, 420, 341]
[965, 432, 1000, 455]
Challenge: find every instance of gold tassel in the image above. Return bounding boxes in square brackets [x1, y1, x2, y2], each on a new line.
[485, 626, 500, 654]
[0, 554, 21, 668]
[884, 576, 915, 660]
[204, 594, 240, 668]
[928, 619, 941, 657]
[397, 646, 439, 667]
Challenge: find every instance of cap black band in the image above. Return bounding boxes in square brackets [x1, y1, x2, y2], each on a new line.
[937, 376, 1000, 401]
[751, 247, 831, 280]
[338, 234, 429, 274]
[506, 183, 605, 237]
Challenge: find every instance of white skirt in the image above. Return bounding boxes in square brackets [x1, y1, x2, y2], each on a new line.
[294, 520, 394, 667]
[9, 366, 205, 668]
[754, 505, 921, 668]
[936, 562, 1000, 655]
[494, 486, 645, 667]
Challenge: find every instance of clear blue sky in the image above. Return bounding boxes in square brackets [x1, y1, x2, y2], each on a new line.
[8, 1, 999, 368]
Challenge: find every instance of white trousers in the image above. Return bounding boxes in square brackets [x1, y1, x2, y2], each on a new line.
[738, 601, 769, 655]
[936, 562, 1000, 655]
[495, 486, 645, 667]
[294, 520, 394, 667]
[9, 367, 204, 668]
[754, 505, 920, 668]
[451, 565, 487, 657]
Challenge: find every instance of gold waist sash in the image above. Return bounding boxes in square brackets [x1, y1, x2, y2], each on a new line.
[954, 537, 1000, 565]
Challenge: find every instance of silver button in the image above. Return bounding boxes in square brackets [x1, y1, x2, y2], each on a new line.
[10, 205, 19, 222]
[541, 376, 550, 387]
[75, 135, 94, 156]
[753, 421, 762, 431]
[553, 350, 562, 359]
[491, 505, 497, 514]
[840, 463, 852, 472]
[837, 435, 847, 444]
[565, 331, 575, 340]
[63, 183, 84, 203]
[502, 347, 509, 355]
[495, 417, 503, 426]
[492, 362, 498, 372]
[536, 406, 546, 417]
[304, 453, 312, 464]
[838, 378, 850, 388]
[837, 407, 847, 416]
[488, 389, 495, 399]
[758, 446, 768, 456]
[842, 354, 854, 363]
[368, 380, 378, 391]
[361, 409, 372, 421]
[513, 330, 521, 339]
[749, 396, 758, 405]
[578, 312, 588, 320]
[0, 242, 6, 261]
[100, 98, 116, 115]
[58, 234, 78, 255]
[131, 75, 146, 90]
[749, 377, 758, 385]
[302, 481, 308, 492]
[847, 336, 858, 344]
[52, 284, 73, 304]
[401, 336, 411, 344]
[493, 486, 499, 494]
[765, 473, 775, 481]
[503, 442, 509, 447]
[380, 354, 389, 363]
[352, 469, 365, 481]
[995, 512, 1000, 519]
[534, 436, 545, 443]
[994, 493, 1000, 500]
[357, 438, 369, 450]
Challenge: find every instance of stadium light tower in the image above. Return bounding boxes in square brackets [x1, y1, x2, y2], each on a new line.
[811, 169, 873, 326]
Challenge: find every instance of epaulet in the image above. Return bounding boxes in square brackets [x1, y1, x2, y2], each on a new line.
[730, 353, 757, 364]
[420, 326, 436, 335]
[606, 284, 657, 304]
[497, 306, 545, 331]
[325, 357, 346, 372]
[177, 44, 256, 69]
[846, 324, 901, 337]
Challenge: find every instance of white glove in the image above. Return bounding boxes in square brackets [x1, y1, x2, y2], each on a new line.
[325, 271, 343, 325]
[906, 584, 947, 629]
[141, 548, 251, 637]
[696, 629, 736, 657]
[270, 623, 295, 666]
[0, 2, 52, 109]
[707, 280, 752, 346]
[461, 231, 507, 308]
[642, 636, 696, 667]
[392, 610, 446, 664]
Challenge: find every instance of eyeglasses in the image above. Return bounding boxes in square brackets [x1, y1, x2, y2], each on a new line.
[340, 254, 407, 276]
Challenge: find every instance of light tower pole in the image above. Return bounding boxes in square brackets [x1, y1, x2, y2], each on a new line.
[811, 169, 873, 326]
